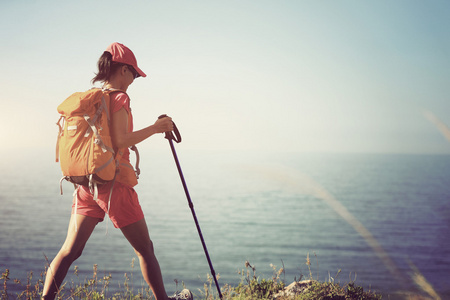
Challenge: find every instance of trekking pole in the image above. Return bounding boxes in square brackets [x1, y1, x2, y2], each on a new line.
[158, 115, 223, 299]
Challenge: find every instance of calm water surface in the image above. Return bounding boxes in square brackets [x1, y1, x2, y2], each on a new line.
[1, 149, 449, 298]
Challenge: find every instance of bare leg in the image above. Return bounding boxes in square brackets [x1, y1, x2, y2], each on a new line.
[42, 214, 99, 299]
[120, 218, 168, 300]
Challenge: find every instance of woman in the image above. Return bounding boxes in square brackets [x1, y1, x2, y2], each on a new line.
[42, 42, 193, 300]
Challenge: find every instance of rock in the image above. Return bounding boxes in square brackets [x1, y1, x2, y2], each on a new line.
[274, 280, 313, 299]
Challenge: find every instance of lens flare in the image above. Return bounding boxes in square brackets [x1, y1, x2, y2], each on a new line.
[424, 110, 450, 143]
[237, 163, 441, 298]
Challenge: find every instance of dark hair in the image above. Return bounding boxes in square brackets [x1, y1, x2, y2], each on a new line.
[91, 51, 125, 84]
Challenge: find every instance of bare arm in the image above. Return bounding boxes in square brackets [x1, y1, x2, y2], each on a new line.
[111, 108, 174, 149]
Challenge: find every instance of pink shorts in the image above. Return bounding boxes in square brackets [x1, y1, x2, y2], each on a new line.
[72, 182, 144, 228]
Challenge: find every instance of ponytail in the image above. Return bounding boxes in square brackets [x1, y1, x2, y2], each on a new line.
[91, 51, 124, 84]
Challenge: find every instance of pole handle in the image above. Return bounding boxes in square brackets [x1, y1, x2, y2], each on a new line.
[158, 114, 182, 143]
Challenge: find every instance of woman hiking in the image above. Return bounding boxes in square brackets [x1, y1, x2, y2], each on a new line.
[42, 42, 193, 300]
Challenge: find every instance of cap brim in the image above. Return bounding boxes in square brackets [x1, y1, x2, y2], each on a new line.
[135, 66, 146, 78]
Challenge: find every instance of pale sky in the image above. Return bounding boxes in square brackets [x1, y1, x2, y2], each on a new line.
[1, 0, 450, 157]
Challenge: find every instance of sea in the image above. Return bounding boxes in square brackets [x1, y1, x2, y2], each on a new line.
[1, 149, 449, 299]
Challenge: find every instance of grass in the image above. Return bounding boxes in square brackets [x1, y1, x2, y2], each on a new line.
[1, 256, 384, 300]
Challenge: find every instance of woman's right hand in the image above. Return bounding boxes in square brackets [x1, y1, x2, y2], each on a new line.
[154, 116, 174, 133]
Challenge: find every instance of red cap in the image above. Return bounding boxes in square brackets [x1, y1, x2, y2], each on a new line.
[106, 42, 146, 78]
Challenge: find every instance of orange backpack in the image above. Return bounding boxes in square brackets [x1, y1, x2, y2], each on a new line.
[56, 88, 139, 197]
